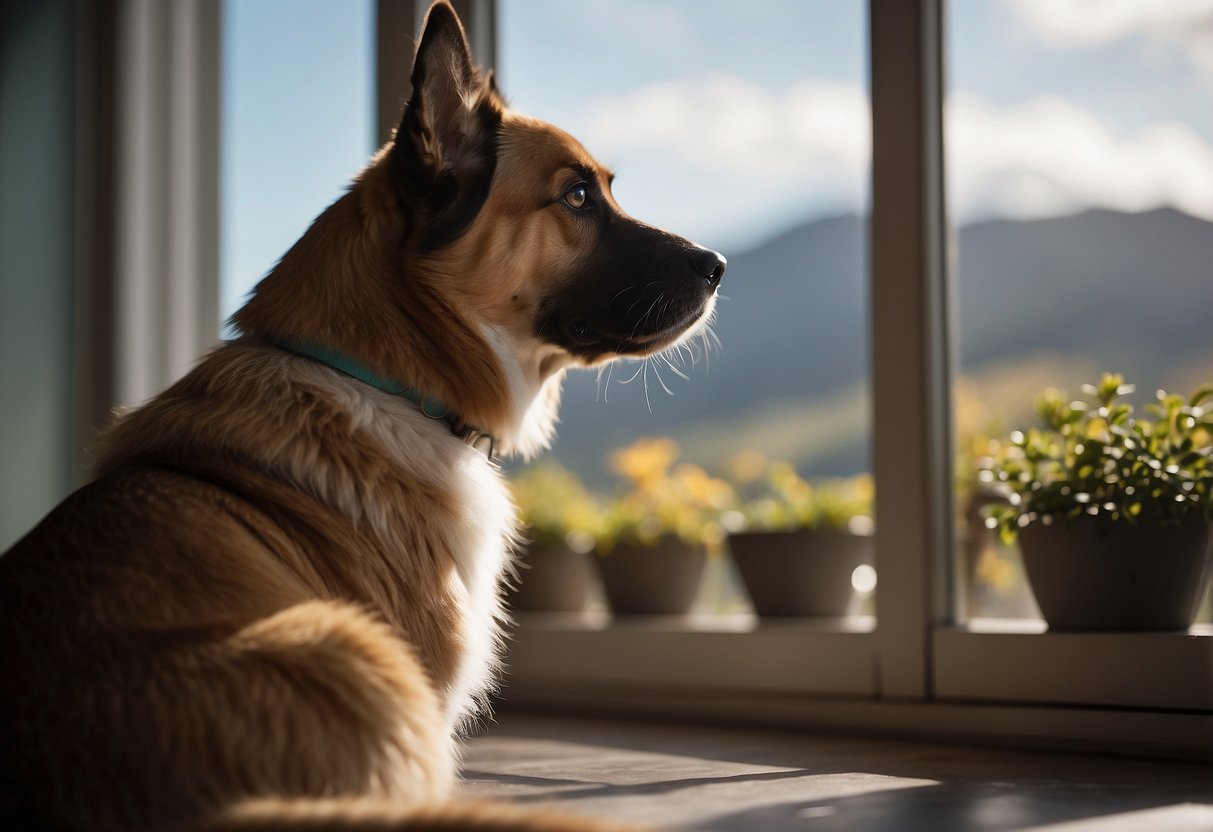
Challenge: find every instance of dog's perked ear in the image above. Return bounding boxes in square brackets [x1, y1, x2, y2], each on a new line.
[390, 1, 503, 251]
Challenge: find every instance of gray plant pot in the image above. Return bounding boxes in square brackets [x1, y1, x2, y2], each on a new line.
[1019, 513, 1213, 632]
[594, 539, 708, 615]
[729, 529, 873, 617]
[509, 543, 596, 612]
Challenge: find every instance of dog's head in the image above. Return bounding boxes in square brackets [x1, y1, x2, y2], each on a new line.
[237, 1, 724, 458]
[394, 2, 724, 360]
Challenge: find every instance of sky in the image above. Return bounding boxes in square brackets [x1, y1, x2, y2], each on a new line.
[220, 0, 374, 324]
[220, 0, 1213, 323]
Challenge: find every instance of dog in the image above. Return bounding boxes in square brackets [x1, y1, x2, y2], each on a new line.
[0, 3, 724, 830]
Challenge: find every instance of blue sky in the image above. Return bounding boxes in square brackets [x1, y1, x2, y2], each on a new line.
[220, 0, 1213, 323]
[220, 0, 373, 324]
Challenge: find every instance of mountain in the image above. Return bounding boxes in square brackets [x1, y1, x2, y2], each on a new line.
[538, 208, 1213, 484]
[956, 208, 1212, 371]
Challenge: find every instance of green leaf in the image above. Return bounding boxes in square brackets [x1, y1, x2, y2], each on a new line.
[1098, 373, 1127, 405]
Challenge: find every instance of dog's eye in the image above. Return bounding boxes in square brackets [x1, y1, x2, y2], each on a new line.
[563, 184, 589, 210]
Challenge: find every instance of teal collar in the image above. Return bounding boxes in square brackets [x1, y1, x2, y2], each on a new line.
[274, 340, 496, 458]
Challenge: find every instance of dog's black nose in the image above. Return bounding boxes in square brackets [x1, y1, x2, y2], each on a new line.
[690, 248, 726, 287]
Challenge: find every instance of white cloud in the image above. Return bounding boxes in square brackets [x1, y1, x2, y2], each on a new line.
[1003, 0, 1213, 84]
[581, 74, 870, 181]
[571, 75, 1213, 239]
[947, 93, 1213, 222]
[572, 75, 870, 246]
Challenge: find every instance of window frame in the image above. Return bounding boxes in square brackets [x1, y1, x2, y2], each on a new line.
[478, 0, 1213, 759]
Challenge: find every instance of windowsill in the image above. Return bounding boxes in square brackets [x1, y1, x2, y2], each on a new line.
[502, 617, 1212, 762]
[494, 685, 1213, 763]
[514, 611, 876, 634]
[962, 617, 1213, 637]
[508, 614, 1212, 710]
[514, 611, 1209, 638]
[508, 614, 878, 696]
[934, 624, 1213, 711]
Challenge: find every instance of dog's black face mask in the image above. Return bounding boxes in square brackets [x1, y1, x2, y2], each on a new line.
[535, 184, 726, 362]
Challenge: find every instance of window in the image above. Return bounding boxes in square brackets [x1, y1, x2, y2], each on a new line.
[500, 0, 875, 623]
[501, 1, 1212, 756]
[220, 0, 375, 328]
[948, 0, 1213, 627]
[935, 0, 1213, 714]
[499, 0, 882, 695]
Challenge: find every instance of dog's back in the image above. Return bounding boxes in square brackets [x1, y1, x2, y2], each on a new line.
[0, 346, 462, 830]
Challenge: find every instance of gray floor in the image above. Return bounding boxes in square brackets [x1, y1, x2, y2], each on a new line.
[461, 716, 1213, 831]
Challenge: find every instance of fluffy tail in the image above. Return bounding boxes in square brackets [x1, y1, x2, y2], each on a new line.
[191, 798, 646, 832]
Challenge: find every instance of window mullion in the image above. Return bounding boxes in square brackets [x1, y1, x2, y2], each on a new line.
[375, 0, 418, 147]
[375, 0, 496, 150]
[869, 0, 954, 699]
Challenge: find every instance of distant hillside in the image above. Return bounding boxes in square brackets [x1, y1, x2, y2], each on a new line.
[540, 208, 1213, 483]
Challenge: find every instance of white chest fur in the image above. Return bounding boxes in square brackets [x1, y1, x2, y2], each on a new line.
[292, 359, 516, 734]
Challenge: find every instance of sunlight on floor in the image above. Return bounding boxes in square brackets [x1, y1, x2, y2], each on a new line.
[1027, 803, 1213, 832]
[464, 716, 1213, 832]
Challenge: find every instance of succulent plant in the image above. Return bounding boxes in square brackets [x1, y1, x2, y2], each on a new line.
[981, 373, 1213, 543]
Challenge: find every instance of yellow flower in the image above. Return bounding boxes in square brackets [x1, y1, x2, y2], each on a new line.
[672, 464, 736, 509]
[607, 437, 681, 485]
[851, 473, 874, 504]
[723, 450, 768, 484]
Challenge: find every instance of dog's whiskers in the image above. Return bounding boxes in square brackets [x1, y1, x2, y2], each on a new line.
[661, 353, 690, 381]
[618, 361, 647, 386]
[608, 285, 638, 310]
[643, 361, 653, 412]
[650, 358, 675, 396]
[655, 358, 674, 397]
[603, 361, 615, 402]
[630, 292, 667, 340]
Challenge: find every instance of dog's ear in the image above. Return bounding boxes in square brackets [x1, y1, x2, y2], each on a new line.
[391, 1, 502, 251]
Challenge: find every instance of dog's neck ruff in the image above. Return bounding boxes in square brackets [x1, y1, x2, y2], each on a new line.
[274, 340, 497, 459]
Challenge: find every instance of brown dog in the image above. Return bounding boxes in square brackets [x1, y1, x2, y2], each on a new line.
[0, 3, 723, 831]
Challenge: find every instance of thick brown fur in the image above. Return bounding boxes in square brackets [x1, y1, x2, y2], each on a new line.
[0, 3, 721, 831]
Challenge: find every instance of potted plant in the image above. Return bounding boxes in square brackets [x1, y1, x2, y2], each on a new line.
[982, 374, 1213, 631]
[595, 438, 733, 615]
[509, 462, 603, 613]
[723, 452, 875, 617]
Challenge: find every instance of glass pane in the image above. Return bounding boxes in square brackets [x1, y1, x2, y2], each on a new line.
[948, 1, 1213, 625]
[219, 0, 374, 328]
[501, 1, 873, 621]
